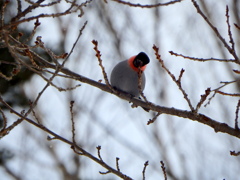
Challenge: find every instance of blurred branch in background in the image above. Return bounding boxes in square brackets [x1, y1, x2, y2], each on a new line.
[0, 0, 240, 180]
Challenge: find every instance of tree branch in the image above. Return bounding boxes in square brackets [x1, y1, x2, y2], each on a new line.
[111, 0, 183, 8]
[191, 0, 239, 62]
[25, 51, 240, 139]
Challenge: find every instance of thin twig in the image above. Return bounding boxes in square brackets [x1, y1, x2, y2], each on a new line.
[147, 112, 161, 125]
[38, 0, 61, 7]
[226, 6, 235, 53]
[0, 107, 7, 131]
[24, 18, 41, 43]
[0, 0, 9, 28]
[0, 72, 53, 137]
[63, 21, 88, 66]
[92, 40, 112, 89]
[0, 42, 61, 136]
[11, 0, 45, 22]
[99, 170, 111, 175]
[24, 48, 42, 70]
[234, 23, 240, 31]
[212, 80, 240, 92]
[177, 68, 185, 83]
[216, 91, 240, 97]
[34, 36, 60, 66]
[154, 45, 195, 112]
[142, 161, 149, 180]
[137, 68, 148, 102]
[69, 100, 83, 155]
[3, 37, 80, 92]
[29, 100, 42, 124]
[70, 101, 76, 144]
[116, 157, 120, 171]
[205, 80, 240, 106]
[233, 69, 240, 74]
[111, 0, 183, 8]
[234, 100, 240, 130]
[191, 0, 239, 61]
[160, 161, 167, 180]
[230, 151, 240, 156]
[17, 0, 22, 14]
[195, 88, 211, 112]
[169, 51, 236, 63]
[96, 145, 103, 161]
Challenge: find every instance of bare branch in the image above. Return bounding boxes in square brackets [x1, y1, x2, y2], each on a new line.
[29, 100, 42, 124]
[216, 91, 240, 97]
[235, 100, 240, 130]
[96, 145, 103, 161]
[1, 1, 240, 178]
[177, 68, 185, 83]
[23, 18, 41, 43]
[38, 0, 61, 7]
[142, 161, 148, 180]
[195, 88, 211, 112]
[153, 45, 195, 112]
[147, 112, 161, 125]
[111, 0, 183, 8]
[1, 1, 91, 31]
[191, 0, 239, 61]
[169, 51, 236, 63]
[226, 5, 235, 53]
[63, 21, 88, 66]
[70, 100, 83, 155]
[92, 40, 113, 90]
[0, 0, 9, 28]
[233, 69, 240, 74]
[99, 170, 111, 175]
[0, 70, 53, 137]
[214, 80, 240, 91]
[11, 0, 45, 22]
[234, 23, 240, 31]
[70, 101, 76, 144]
[17, 0, 22, 14]
[0, 41, 63, 136]
[205, 80, 240, 105]
[230, 151, 240, 156]
[116, 157, 120, 171]
[160, 161, 167, 180]
[0, 107, 7, 131]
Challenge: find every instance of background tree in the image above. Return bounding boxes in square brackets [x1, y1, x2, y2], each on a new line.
[0, 0, 240, 179]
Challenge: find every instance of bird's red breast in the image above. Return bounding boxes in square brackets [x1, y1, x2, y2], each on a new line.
[128, 55, 147, 72]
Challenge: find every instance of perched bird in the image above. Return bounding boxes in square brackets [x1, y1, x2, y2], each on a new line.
[110, 52, 150, 97]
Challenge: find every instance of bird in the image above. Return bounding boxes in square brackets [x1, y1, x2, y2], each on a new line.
[110, 52, 150, 98]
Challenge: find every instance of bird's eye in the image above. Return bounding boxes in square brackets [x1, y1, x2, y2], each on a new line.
[134, 59, 143, 67]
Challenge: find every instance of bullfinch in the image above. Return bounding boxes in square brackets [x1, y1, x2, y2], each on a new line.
[110, 52, 150, 97]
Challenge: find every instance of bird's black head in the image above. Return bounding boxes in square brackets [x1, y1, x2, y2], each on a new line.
[133, 52, 150, 68]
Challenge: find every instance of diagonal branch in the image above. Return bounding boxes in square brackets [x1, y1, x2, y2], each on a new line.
[153, 45, 195, 112]
[26, 52, 240, 139]
[225, 5, 236, 54]
[191, 0, 239, 61]
[111, 0, 183, 8]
